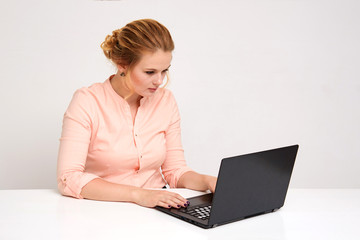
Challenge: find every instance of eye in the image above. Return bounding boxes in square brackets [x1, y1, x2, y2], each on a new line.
[162, 69, 169, 73]
[145, 71, 155, 75]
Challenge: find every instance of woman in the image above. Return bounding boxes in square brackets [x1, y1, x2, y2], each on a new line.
[57, 19, 217, 209]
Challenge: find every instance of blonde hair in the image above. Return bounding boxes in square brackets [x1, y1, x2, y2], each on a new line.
[100, 19, 174, 97]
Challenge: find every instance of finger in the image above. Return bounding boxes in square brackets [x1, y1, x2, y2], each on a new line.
[159, 198, 185, 209]
[159, 192, 187, 208]
[173, 194, 189, 207]
[166, 199, 182, 208]
[166, 192, 188, 205]
[164, 192, 190, 207]
[157, 201, 172, 209]
[158, 194, 183, 208]
[167, 194, 189, 208]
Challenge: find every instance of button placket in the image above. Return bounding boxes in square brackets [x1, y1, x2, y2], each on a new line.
[124, 103, 133, 130]
[133, 107, 143, 172]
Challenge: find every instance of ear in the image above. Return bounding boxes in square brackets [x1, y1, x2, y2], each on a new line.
[116, 64, 128, 73]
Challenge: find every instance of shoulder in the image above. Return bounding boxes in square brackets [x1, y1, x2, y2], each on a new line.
[70, 82, 106, 105]
[74, 82, 104, 99]
[67, 82, 107, 116]
[155, 88, 177, 104]
[151, 88, 180, 118]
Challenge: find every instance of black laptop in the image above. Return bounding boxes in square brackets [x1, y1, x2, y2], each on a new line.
[155, 145, 299, 229]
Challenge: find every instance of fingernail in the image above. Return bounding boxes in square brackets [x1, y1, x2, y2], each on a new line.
[187, 201, 190, 204]
[177, 205, 181, 208]
[184, 203, 187, 207]
[168, 205, 171, 208]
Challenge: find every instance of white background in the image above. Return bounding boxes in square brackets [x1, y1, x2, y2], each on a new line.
[0, 0, 359, 189]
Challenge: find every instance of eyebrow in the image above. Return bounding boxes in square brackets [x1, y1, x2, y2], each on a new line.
[145, 65, 171, 71]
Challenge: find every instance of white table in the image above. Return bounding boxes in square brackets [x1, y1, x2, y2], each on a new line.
[0, 189, 359, 240]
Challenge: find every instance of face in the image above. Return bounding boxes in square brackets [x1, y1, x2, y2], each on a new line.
[129, 50, 172, 98]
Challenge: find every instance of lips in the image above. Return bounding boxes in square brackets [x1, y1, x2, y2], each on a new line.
[149, 88, 158, 92]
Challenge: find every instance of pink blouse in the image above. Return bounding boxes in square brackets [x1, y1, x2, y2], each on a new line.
[57, 76, 192, 199]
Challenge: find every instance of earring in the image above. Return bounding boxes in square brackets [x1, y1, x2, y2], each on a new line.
[120, 72, 125, 77]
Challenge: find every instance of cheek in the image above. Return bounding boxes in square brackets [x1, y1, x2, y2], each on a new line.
[131, 72, 147, 88]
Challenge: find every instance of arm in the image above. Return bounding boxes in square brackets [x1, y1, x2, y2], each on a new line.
[57, 89, 99, 199]
[177, 171, 217, 192]
[80, 178, 189, 208]
[161, 92, 217, 191]
[80, 178, 138, 202]
[161, 92, 193, 187]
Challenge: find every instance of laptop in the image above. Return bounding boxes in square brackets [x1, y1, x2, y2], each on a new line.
[155, 145, 299, 229]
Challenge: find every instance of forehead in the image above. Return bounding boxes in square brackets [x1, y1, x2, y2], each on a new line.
[136, 50, 172, 69]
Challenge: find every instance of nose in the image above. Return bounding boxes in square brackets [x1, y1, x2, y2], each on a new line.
[153, 73, 163, 86]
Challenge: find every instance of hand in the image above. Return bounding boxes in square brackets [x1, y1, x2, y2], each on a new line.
[132, 189, 189, 209]
[177, 172, 218, 193]
[205, 176, 218, 193]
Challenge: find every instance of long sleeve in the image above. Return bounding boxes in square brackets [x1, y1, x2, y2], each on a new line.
[161, 93, 193, 187]
[57, 89, 100, 199]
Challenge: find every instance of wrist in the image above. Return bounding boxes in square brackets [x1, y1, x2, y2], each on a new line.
[205, 175, 212, 190]
[129, 187, 143, 204]
[204, 175, 217, 192]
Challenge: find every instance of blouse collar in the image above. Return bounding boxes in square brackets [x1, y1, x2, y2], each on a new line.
[105, 75, 155, 107]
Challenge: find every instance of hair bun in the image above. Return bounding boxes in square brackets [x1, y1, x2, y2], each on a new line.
[101, 31, 120, 59]
[101, 19, 174, 66]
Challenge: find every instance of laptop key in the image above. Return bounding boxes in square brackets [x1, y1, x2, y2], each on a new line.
[181, 204, 212, 220]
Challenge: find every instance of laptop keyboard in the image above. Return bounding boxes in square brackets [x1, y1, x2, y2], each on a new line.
[179, 204, 212, 220]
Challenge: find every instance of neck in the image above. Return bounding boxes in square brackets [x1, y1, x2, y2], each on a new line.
[110, 72, 142, 107]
